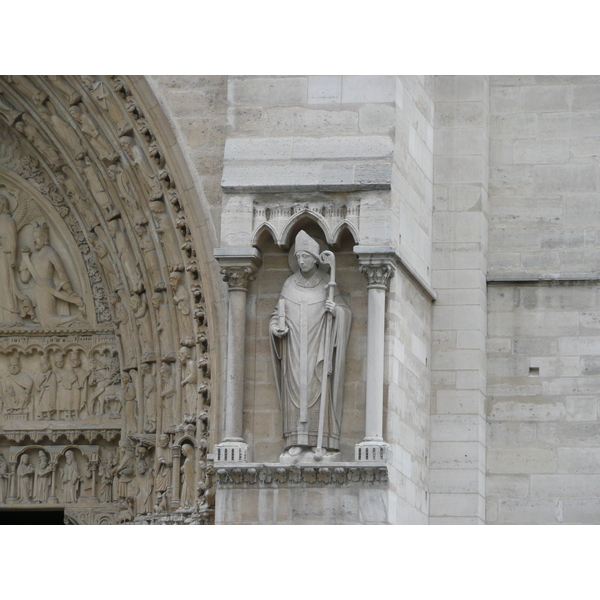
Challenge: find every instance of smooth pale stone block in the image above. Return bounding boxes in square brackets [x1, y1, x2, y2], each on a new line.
[433, 212, 486, 244]
[434, 155, 485, 184]
[490, 86, 520, 113]
[566, 397, 598, 421]
[228, 77, 307, 106]
[489, 139, 514, 164]
[433, 127, 485, 156]
[520, 251, 560, 271]
[432, 305, 487, 331]
[489, 165, 533, 193]
[487, 357, 530, 378]
[533, 164, 597, 194]
[487, 448, 557, 474]
[432, 349, 486, 372]
[496, 498, 563, 524]
[341, 76, 396, 104]
[486, 338, 512, 354]
[435, 101, 485, 128]
[488, 401, 565, 422]
[434, 76, 485, 102]
[490, 114, 537, 138]
[489, 197, 563, 224]
[531, 474, 600, 498]
[486, 474, 530, 498]
[292, 135, 393, 161]
[487, 422, 537, 448]
[431, 415, 482, 442]
[456, 370, 486, 391]
[262, 106, 358, 135]
[430, 441, 484, 469]
[359, 103, 395, 133]
[557, 448, 600, 473]
[512, 339, 558, 356]
[537, 422, 600, 447]
[513, 139, 569, 164]
[520, 85, 569, 112]
[563, 498, 600, 524]
[307, 76, 342, 104]
[559, 337, 600, 355]
[488, 311, 579, 337]
[540, 229, 594, 249]
[224, 137, 294, 161]
[429, 468, 482, 494]
[429, 493, 482, 517]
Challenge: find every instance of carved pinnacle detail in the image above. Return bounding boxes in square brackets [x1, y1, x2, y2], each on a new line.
[359, 263, 395, 289]
[221, 266, 255, 291]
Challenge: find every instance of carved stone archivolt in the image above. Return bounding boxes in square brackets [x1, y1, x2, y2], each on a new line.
[0, 76, 214, 524]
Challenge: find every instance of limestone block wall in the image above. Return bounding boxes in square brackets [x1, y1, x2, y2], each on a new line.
[489, 76, 600, 278]
[393, 76, 434, 283]
[223, 76, 395, 194]
[487, 283, 600, 524]
[487, 75, 600, 524]
[430, 76, 490, 524]
[385, 77, 435, 524]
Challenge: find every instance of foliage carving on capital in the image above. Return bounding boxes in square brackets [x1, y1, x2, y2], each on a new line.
[359, 262, 395, 289]
[220, 266, 255, 290]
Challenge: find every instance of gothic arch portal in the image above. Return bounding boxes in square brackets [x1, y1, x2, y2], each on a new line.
[0, 76, 218, 524]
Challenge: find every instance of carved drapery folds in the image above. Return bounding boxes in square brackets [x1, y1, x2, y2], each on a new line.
[0, 76, 213, 523]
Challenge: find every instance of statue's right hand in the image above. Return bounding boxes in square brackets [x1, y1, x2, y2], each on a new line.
[21, 246, 30, 255]
[271, 325, 289, 338]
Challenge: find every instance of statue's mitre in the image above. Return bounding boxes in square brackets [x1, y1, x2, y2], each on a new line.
[294, 230, 320, 258]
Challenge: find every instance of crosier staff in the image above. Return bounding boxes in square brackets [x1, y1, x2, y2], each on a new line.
[314, 250, 336, 461]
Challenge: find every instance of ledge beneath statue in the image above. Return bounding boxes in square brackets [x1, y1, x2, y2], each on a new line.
[214, 462, 388, 525]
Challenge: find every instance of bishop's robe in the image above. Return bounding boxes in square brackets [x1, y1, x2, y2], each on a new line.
[270, 267, 351, 451]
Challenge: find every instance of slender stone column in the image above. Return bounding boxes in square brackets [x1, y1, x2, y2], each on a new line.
[214, 248, 262, 463]
[354, 248, 395, 462]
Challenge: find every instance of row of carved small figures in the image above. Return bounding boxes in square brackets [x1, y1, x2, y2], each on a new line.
[216, 465, 388, 486]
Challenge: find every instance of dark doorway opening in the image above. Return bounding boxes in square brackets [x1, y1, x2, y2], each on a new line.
[0, 510, 65, 525]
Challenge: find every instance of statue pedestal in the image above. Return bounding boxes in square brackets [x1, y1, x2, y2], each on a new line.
[355, 440, 389, 462]
[214, 441, 250, 463]
[214, 462, 388, 524]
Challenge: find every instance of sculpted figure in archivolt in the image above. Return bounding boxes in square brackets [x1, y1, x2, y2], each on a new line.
[270, 231, 351, 463]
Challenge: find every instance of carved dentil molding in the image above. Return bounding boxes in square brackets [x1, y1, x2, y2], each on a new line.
[215, 464, 388, 486]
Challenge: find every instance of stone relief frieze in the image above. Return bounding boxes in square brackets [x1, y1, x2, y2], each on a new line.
[0, 334, 119, 423]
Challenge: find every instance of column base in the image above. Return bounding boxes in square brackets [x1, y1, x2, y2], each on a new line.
[355, 441, 388, 462]
[215, 441, 251, 463]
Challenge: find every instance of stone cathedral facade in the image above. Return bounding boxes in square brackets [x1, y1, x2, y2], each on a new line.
[0, 75, 599, 525]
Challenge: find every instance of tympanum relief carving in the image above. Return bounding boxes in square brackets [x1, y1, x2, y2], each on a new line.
[0, 76, 213, 523]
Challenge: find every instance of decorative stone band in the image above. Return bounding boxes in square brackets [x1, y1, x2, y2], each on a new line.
[1, 428, 121, 445]
[215, 463, 388, 486]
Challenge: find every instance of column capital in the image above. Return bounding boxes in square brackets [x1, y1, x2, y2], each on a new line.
[354, 247, 397, 290]
[214, 247, 263, 291]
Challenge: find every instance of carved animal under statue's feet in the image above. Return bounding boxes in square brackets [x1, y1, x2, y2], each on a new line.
[279, 446, 341, 465]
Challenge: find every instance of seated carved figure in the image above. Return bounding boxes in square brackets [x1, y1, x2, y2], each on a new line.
[19, 222, 86, 328]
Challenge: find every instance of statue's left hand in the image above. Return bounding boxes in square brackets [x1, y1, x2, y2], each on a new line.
[325, 300, 336, 314]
